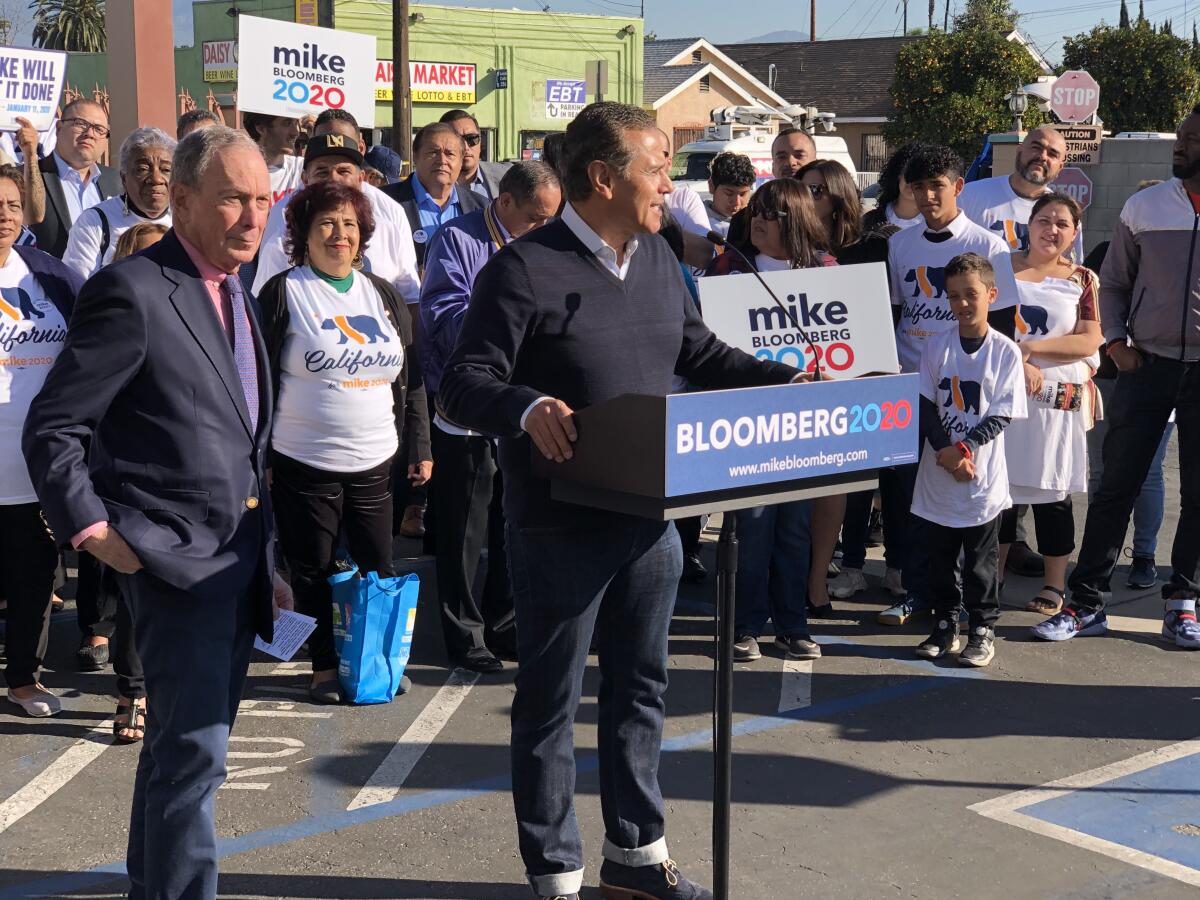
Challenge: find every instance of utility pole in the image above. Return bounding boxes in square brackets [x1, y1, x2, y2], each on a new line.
[810, 0, 816, 40]
[391, 0, 413, 171]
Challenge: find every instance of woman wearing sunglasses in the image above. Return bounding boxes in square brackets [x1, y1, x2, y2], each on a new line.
[705, 180, 835, 663]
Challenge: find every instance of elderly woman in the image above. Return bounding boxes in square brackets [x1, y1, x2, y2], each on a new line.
[0, 164, 84, 717]
[259, 181, 431, 704]
[62, 126, 174, 278]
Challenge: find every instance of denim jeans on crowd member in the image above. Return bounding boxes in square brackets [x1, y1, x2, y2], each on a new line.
[1070, 356, 1200, 612]
[735, 500, 813, 638]
[840, 463, 919, 572]
[1088, 376, 1175, 559]
[506, 518, 681, 898]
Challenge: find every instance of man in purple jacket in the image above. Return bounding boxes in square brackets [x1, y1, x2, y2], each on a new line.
[419, 161, 561, 673]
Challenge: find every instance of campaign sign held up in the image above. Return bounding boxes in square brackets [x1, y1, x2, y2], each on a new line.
[700, 262, 900, 379]
[0, 47, 66, 132]
[664, 375, 920, 496]
[238, 15, 377, 127]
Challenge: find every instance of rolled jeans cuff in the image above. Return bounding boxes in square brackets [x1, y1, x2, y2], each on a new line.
[528, 868, 584, 897]
[602, 835, 669, 868]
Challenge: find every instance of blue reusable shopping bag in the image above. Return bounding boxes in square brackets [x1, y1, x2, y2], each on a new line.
[329, 563, 420, 704]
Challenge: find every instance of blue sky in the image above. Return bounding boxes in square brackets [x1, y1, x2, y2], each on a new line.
[165, 0, 1183, 62]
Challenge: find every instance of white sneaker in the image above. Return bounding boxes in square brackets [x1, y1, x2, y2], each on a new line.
[884, 568, 906, 597]
[8, 684, 61, 717]
[828, 567, 868, 599]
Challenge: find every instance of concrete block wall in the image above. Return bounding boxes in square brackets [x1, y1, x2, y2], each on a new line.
[1078, 138, 1175, 254]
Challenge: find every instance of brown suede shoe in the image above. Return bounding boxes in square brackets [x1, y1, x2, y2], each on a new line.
[399, 504, 426, 538]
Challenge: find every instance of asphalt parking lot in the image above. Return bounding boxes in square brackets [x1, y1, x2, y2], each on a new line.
[1, 435, 1196, 899]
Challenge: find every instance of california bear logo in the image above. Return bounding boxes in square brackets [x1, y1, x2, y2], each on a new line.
[0, 286, 45, 321]
[938, 375, 982, 415]
[1014, 304, 1050, 336]
[990, 219, 1030, 251]
[904, 265, 947, 299]
[321, 315, 390, 345]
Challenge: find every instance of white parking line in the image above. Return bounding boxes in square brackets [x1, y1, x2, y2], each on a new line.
[0, 720, 113, 834]
[347, 668, 480, 810]
[778, 658, 814, 713]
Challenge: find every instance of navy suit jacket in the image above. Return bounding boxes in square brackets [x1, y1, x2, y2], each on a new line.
[22, 230, 277, 639]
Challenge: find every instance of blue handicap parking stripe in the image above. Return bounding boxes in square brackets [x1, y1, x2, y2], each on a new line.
[1021, 753, 1200, 872]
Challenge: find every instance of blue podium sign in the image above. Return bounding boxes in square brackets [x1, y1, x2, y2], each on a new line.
[664, 374, 920, 497]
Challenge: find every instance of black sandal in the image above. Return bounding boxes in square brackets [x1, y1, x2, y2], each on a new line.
[113, 699, 146, 744]
[1026, 585, 1065, 615]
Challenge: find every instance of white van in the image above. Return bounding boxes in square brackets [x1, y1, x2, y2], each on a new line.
[669, 133, 858, 198]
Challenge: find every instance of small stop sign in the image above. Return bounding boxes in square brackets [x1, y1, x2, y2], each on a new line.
[1050, 167, 1094, 211]
[1051, 70, 1101, 123]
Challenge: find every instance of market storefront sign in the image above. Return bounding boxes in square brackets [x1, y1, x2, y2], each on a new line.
[203, 40, 238, 83]
[375, 60, 477, 103]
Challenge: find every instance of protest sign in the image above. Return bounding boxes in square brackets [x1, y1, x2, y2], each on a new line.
[237, 15, 377, 127]
[699, 261, 899, 379]
[0, 47, 67, 132]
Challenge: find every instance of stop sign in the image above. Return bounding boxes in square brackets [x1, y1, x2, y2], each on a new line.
[1049, 167, 1094, 211]
[1051, 70, 1101, 123]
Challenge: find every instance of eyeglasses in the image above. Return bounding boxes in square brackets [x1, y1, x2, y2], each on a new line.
[461, 132, 481, 147]
[806, 183, 828, 199]
[751, 203, 787, 221]
[62, 117, 111, 139]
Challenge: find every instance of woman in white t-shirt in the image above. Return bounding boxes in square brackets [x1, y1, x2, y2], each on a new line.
[0, 165, 83, 718]
[259, 181, 432, 704]
[62, 127, 175, 278]
[1001, 193, 1104, 614]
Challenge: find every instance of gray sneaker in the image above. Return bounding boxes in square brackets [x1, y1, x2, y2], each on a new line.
[959, 625, 996, 667]
[774, 634, 822, 660]
[733, 635, 761, 662]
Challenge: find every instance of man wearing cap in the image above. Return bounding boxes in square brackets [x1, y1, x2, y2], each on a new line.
[252, 129, 420, 300]
[365, 144, 404, 185]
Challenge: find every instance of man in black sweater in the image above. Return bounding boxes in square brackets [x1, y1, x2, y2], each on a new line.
[439, 102, 798, 900]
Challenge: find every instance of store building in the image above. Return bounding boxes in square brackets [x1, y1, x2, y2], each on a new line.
[64, 0, 643, 162]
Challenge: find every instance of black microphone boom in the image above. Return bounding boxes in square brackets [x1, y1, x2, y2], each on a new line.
[704, 231, 824, 381]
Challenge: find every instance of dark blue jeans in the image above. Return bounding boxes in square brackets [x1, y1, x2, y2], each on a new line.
[506, 519, 681, 897]
[1070, 356, 1200, 611]
[121, 570, 255, 900]
[734, 500, 813, 638]
[839, 465, 927, 596]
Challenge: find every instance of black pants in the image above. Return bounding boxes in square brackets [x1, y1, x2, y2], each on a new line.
[999, 497, 1075, 558]
[271, 453, 396, 672]
[76, 552, 116, 640]
[430, 426, 515, 659]
[1070, 355, 1199, 612]
[1, 503, 59, 689]
[675, 517, 703, 555]
[923, 514, 1002, 628]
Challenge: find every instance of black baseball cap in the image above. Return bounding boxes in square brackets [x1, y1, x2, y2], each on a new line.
[303, 132, 364, 168]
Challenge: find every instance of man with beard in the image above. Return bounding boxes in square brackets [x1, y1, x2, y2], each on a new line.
[1032, 108, 1200, 646]
[958, 126, 1077, 578]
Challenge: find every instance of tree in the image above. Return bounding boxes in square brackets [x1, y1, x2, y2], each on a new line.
[928, 0, 935, 30]
[1137, 0, 1146, 25]
[0, 0, 31, 44]
[30, 0, 106, 53]
[884, 28, 1046, 162]
[953, 0, 1019, 32]
[1063, 23, 1200, 132]
[1119, 0, 1130, 29]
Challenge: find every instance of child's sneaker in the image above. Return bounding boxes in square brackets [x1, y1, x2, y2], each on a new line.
[1162, 587, 1200, 650]
[1030, 607, 1108, 642]
[915, 618, 959, 659]
[959, 625, 995, 667]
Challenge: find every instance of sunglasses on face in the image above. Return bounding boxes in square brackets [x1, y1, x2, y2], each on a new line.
[461, 132, 482, 147]
[751, 204, 787, 221]
[806, 183, 828, 199]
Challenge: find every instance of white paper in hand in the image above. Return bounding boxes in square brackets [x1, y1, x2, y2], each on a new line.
[253, 610, 317, 661]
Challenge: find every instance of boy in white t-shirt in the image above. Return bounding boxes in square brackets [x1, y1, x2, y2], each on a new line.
[912, 253, 1027, 667]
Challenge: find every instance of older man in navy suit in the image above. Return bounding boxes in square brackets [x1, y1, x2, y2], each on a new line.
[23, 126, 291, 900]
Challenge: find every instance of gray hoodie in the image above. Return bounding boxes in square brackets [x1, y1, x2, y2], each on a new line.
[1100, 177, 1200, 361]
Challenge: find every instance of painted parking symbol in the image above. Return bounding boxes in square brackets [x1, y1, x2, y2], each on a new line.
[970, 739, 1200, 889]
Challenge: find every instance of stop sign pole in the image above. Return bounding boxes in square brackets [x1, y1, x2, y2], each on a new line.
[1052, 70, 1101, 124]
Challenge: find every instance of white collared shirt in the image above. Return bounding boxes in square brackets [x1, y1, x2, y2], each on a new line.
[53, 151, 102, 226]
[560, 202, 639, 280]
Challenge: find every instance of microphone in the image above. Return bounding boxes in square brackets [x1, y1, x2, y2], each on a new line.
[704, 231, 824, 381]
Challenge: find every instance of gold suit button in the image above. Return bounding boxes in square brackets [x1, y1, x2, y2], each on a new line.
[245, 497, 259, 510]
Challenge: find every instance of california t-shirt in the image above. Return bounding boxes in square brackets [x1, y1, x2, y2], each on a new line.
[888, 211, 1015, 373]
[0, 252, 68, 503]
[911, 328, 1028, 528]
[958, 174, 1085, 258]
[271, 268, 404, 472]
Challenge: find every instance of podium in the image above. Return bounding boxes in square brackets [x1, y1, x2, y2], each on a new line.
[534, 374, 920, 899]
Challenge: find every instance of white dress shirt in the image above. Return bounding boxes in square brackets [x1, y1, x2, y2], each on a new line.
[560, 202, 639, 280]
[53, 152, 102, 226]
